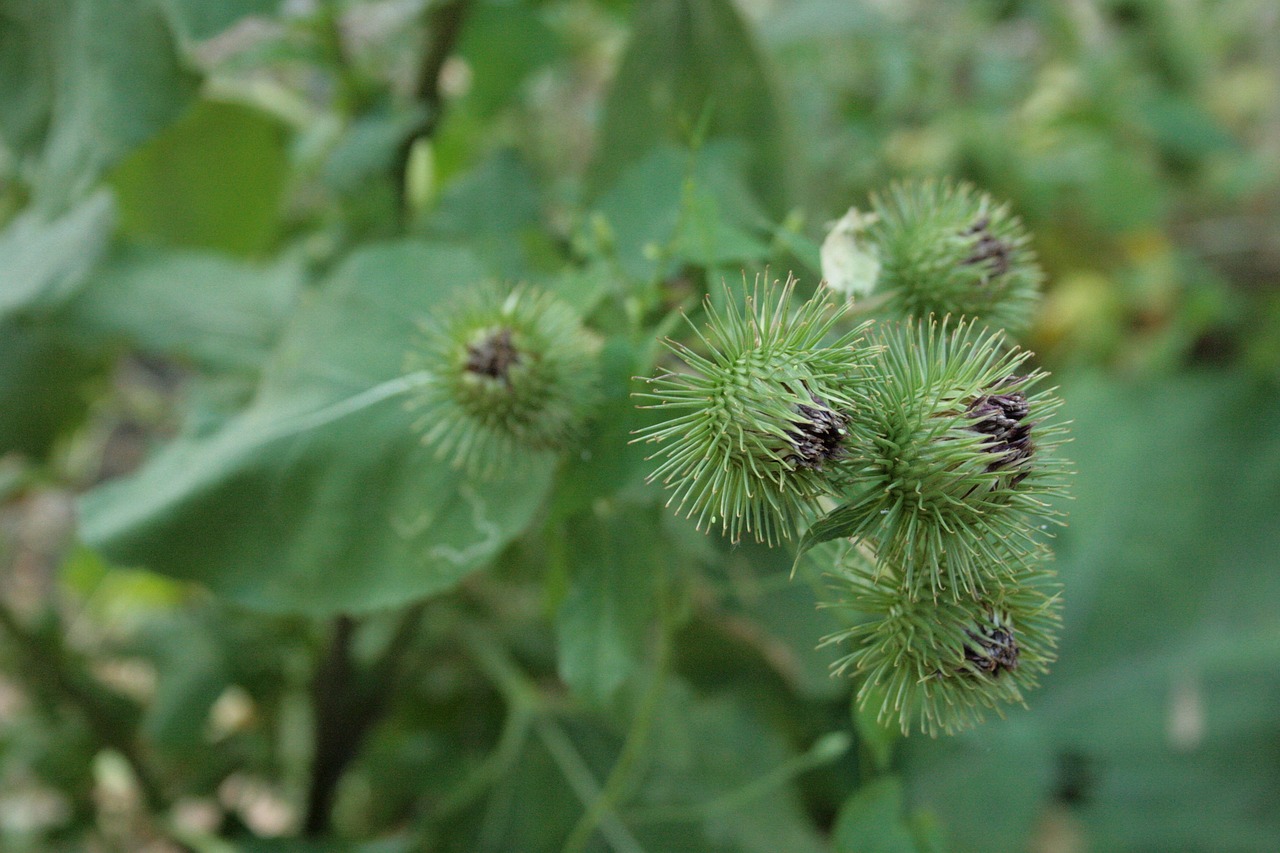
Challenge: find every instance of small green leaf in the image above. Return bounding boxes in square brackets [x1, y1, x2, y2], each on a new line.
[853, 684, 898, 773]
[424, 150, 544, 279]
[590, 0, 791, 216]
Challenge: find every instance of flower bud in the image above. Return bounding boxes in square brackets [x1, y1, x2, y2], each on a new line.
[868, 180, 1042, 332]
[634, 274, 873, 544]
[822, 552, 1060, 736]
[797, 319, 1069, 599]
[406, 284, 600, 476]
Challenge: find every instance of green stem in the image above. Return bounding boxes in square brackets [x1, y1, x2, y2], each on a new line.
[561, 595, 672, 853]
[535, 720, 647, 853]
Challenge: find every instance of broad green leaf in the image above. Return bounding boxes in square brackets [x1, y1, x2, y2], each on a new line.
[78, 242, 557, 615]
[555, 506, 662, 706]
[1, 0, 199, 206]
[591, 0, 791, 216]
[0, 190, 114, 320]
[109, 100, 290, 257]
[902, 373, 1280, 852]
[832, 776, 918, 853]
[64, 245, 301, 373]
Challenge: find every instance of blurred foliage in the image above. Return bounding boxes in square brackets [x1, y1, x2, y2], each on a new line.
[1, 0, 1278, 851]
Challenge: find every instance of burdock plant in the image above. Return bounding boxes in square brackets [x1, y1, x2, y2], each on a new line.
[637, 180, 1072, 735]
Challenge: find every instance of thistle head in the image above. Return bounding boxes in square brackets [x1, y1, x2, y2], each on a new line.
[823, 552, 1061, 736]
[798, 318, 1069, 599]
[869, 180, 1042, 333]
[406, 283, 600, 476]
[633, 274, 874, 545]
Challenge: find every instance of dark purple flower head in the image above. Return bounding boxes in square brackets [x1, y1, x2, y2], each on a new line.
[786, 396, 850, 470]
[963, 622, 1020, 676]
[961, 215, 1012, 280]
[465, 327, 521, 383]
[967, 376, 1034, 483]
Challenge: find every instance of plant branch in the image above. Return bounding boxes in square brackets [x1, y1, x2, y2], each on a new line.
[562, 590, 673, 853]
[394, 0, 474, 219]
[302, 601, 427, 837]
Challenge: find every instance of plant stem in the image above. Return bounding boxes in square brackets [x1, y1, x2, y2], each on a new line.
[302, 602, 426, 836]
[394, 0, 474, 220]
[561, 593, 673, 853]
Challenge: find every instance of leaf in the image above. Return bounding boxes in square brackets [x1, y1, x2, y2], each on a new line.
[549, 333, 653, 520]
[77, 242, 557, 615]
[109, 100, 290, 257]
[594, 143, 772, 282]
[832, 776, 919, 853]
[794, 488, 881, 566]
[0, 0, 199, 206]
[555, 506, 661, 706]
[64, 245, 301, 373]
[590, 0, 791, 217]
[0, 190, 115, 320]
[853, 684, 899, 774]
[901, 373, 1280, 851]
[634, 684, 830, 853]
[322, 108, 425, 197]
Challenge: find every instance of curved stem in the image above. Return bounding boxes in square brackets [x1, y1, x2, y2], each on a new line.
[561, 592, 673, 853]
